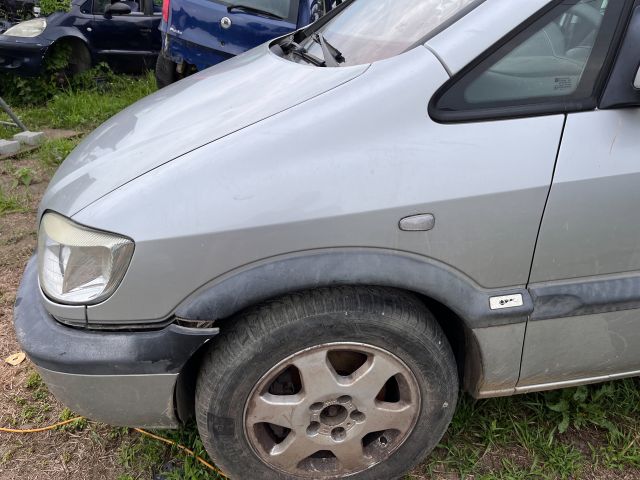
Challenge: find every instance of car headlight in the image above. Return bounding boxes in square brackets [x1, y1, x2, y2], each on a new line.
[37, 212, 134, 305]
[4, 18, 47, 37]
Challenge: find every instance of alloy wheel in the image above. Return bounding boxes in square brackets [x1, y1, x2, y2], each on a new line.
[244, 342, 421, 477]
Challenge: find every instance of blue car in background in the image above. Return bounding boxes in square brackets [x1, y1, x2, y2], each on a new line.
[156, 0, 341, 87]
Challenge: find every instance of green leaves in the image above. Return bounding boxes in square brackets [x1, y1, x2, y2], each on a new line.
[0, 42, 73, 105]
[544, 384, 622, 435]
[13, 167, 34, 187]
[38, 0, 71, 16]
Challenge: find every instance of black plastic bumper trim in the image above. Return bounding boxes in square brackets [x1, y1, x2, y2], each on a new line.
[13, 256, 218, 376]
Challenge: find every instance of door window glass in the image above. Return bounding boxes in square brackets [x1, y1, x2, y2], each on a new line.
[93, 0, 141, 13]
[432, 0, 624, 120]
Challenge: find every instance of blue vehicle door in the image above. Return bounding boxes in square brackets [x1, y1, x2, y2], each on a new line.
[168, 0, 299, 69]
[88, 0, 158, 71]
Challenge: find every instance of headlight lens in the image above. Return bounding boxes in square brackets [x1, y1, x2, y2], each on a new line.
[38, 212, 134, 305]
[4, 18, 47, 37]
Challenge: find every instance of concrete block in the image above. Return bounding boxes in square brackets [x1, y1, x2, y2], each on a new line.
[0, 139, 20, 155]
[13, 131, 45, 146]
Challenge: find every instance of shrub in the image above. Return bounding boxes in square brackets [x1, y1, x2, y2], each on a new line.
[38, 0, 71, 15]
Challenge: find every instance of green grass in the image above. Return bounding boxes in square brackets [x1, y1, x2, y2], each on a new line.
[416, 379, 640, 479]
[117, 423, 225, 480]
[18, 72, 156, 131]
[0, 186, 27, 215]
[0, 70, 156, 136]
[25, 371, 44, 389]
[37, 137, 82, 168]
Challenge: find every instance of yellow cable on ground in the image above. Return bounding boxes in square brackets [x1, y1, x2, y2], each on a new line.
[0, 417, 227, 478]
[133, 428, 227, 478]
[0, 416, 83, 433]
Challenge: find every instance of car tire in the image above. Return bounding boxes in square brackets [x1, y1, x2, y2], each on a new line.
[46, 40, 91, 83]
[67, 42, 91, 75]
[195, 286, 458, 480]
[155, 53, 178, 89]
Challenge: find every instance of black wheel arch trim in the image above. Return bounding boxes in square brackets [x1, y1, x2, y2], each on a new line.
[175, 248, 533, 329]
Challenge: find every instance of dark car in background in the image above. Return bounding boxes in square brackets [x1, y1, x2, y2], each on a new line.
[155, 0, 342, 87]
[0, 0, 161, 76]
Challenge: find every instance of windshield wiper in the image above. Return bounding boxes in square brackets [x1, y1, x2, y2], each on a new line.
[280, 39, 325, 67]
[227, 4, 285, 20]
[312, 33, 345, 67]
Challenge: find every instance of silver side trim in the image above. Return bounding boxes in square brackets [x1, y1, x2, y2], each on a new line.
[515, 369, 640, 394]
[477, 369, 640, 398]
[475, 388, 515, 399]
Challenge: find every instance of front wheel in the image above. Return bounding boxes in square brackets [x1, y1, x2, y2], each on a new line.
[195, 286, 458, 479]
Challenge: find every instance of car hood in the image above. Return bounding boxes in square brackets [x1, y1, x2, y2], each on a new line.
[41, 45, 368, 218]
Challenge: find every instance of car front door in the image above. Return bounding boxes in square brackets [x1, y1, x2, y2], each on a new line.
[430, 0, 632, 395]
[88, 0, 156, 71]
[520, 1, 640, 391]
[169, 0, 298, 66]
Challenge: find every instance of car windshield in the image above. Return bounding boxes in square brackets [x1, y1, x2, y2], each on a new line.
[299, 0, 478, 66]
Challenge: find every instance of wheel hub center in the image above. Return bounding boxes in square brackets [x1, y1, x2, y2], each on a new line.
[320, 404, 348, 426]
[306, 395, 366, 442]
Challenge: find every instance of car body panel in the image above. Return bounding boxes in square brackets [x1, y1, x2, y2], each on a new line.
[37, 367, 180, 427]
[88, 9, 159, 70]
[468, 323, 526, 397]
[530, 109, 640, 282]
[425, 0, 550, 75]
[39, 44, 368, 220]
[519, 309, 640, 387]
[0, 35, 49, 74]
[166, 0, 296, 63]
[65, 46, 564, 323]
[162, 31, 231, 71]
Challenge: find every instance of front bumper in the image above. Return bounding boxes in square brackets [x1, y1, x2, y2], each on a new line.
[13, 256, 219, 428]
[0, 36, 49, 76]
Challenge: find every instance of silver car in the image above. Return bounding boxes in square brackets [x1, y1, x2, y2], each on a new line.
[13, 0, 640, 478]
